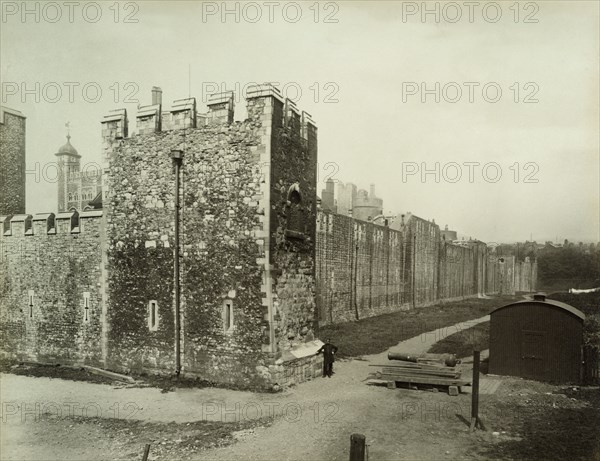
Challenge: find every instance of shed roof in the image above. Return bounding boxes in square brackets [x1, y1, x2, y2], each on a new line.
[491, 298, 586, 321]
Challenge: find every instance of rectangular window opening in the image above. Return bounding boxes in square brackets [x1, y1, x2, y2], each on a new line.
[223, 300, 234, 333]
[148, 300, 159, 331]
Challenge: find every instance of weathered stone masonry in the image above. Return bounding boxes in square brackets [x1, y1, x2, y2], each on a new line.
[0, 85, 537, 388]
[101, 86, 320, 388]
[0, 211, 105, 364]
[0, 107, 26, 216]
[316, 211, 537, 326]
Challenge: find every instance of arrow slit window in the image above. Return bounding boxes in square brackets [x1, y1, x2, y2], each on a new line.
[83, 292, 90, 323]
[28, 290, 34, 318]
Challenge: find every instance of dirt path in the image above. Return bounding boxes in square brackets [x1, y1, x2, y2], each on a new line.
[196, 315, 490, 461]
[0, 315, 489, 461]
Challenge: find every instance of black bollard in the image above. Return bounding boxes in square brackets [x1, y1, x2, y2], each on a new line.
[349, 433, 366, 461]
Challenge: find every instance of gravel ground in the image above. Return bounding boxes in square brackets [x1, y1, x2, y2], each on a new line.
[2, 314, 599, 461]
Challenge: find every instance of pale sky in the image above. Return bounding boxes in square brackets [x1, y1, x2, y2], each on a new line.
[1, 1, 598, 243]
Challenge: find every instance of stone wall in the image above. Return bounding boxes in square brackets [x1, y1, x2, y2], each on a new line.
[269, 100, 318, 353]
[0, 212, 105, 364]
[404, 215, 441, 306]
[514, 257, 537, 292]
[438, 242, 476, 301]
[316, 211, 410, 324]
[0, 85, 537, 390]
[0, 107, 26, 215]
[101, 85, 318, 389]
[316, 211, 537, 325]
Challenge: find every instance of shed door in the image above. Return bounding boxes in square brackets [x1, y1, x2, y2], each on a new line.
[521, 330, 546, 380]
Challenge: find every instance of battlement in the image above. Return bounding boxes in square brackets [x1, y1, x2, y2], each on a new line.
[101, 83, 317, 141]
[0, 210, 103, 237]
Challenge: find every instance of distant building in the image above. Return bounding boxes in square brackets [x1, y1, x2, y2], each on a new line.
[441, 225, 457, 241]
[336, 181, 356, 216]
[0, 106, 26, 215]
[336, 181, 382, 221]
[320, 178, 336, 212]
[55, 133, 102, 211]
[353, 184, 383, 221]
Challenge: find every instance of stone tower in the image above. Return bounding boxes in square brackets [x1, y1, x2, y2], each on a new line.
[55, 133, 81, 212]
[0, 106, 26, 215]
[320, 178, 336, 212]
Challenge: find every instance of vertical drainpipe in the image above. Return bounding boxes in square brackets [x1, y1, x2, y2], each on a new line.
[171, 149, 183, 376]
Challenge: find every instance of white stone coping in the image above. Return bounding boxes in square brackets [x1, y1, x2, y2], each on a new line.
[246, 83, 284, 102]
[171, 98, 196, 113]
[0, 105, 26, 121]
[10, 214, 32, 222]
[280, 339, 325, 362]
[286, 99, 300, 116]
[301, 111, 315, 125]
[80, 210, 103, 218]
[102, 109, 127, 123]
[56, 211, 78, 220]
[32, 213, 55, 221]
[136, 104, 161, 118]
[207, 91, 234, 106]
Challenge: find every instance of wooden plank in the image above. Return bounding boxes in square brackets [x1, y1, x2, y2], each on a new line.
[83, 366, 136, 383]
[380, 373, 469, 386]
[370, 364, 460, 373]
[370, 362, 458, 371]
[380, 368, 460, 378]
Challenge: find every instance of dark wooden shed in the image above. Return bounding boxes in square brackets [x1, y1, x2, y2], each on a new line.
[489, 293, 586, 384]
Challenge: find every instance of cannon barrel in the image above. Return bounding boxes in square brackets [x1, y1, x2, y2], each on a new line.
[388, 352, 460, 367]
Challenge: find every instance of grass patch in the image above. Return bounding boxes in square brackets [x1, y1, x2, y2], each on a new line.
[0, 362, 117, 385]
[428, 321, 489, 357]
[476, 386, 600, 461]
[29, 413, 272, 460]
[0, 361, 275, 393]
[318, 295, 517, 358]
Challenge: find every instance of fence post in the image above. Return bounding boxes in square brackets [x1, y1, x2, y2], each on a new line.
[142, 444, 151, 461]
[470, 350, 480, 431]
[350, 433, 366, 461]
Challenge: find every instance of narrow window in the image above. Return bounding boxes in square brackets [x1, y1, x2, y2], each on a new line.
[223, 299, 234, 333]
[68, 193, 73, 201]
[148, 300, 159, 331]
[83, 292, 90, 323]
[28, 290, 34, 318]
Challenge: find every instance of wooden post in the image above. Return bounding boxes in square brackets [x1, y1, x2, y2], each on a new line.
[142, 444, 151, 461]
[349, 433, 366, 461]
[470, 350, 480, 431]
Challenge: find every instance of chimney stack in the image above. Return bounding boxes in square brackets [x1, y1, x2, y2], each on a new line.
[152, 86, 163, 106]
[370, 183, 376, 198]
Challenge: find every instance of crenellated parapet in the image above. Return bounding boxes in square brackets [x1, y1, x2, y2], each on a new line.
[206, 91, 234, 125]
[0, 210, 103, 237]
[166, 97, 197, 130]
[102, 109, 128, 141]
[136, 103, 161, 135]
[100, 84, 317, 142]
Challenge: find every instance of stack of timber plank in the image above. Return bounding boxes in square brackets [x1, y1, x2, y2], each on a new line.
[369, 352, 470, 393]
